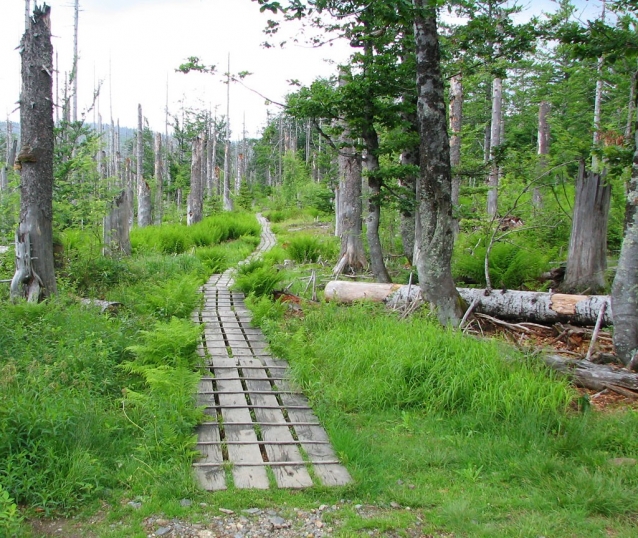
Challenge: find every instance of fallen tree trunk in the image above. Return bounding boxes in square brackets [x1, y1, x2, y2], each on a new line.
[324, 281, 612, 327]
[543, 354, 638, 395]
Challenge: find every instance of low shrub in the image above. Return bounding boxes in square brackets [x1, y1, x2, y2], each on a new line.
[0, 484, 22, 536]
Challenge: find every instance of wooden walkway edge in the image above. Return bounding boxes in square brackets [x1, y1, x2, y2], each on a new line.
[192, 214, 352, 490]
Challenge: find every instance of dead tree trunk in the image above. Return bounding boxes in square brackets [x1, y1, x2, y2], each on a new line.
[11, 5, 56, 301]
[137, 104, 151, 227]
[487, 77, 503, 217]
[534, 101, 550, 209]
[562, 161, 611, 294]
[611, 96, 638, 370]
[449, 73, 463, 232]
[1, 121, 16, 191]
[325, 281, 612, 327]
[188, 135, 204, 225]
[413, 1, 464, 326]
[154, 132, 162, 225]
[103, 190, 131, 256]
[223, 56, 233, 211]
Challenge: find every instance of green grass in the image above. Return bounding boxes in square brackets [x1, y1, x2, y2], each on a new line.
[6, 210, 638, 537]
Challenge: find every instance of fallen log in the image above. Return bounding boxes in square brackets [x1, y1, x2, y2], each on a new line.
[543, 355, 638, 395]
[324, 281, 611, 327]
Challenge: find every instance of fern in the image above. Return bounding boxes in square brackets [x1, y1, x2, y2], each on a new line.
[126, 318, 202, 369]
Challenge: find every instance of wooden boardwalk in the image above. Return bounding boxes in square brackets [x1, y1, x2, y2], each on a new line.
[192, 215, 351, 490]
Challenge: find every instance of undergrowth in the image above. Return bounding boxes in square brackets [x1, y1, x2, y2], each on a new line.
[0, 212, 260, 524]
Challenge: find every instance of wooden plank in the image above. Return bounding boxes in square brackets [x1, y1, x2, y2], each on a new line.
[261, 357, 352, 487]
[213, 358, 269, 489]
[194, 379, 226, 490]
[239, 357, 313, 489]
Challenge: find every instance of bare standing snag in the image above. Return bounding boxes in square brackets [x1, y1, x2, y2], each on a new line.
[11, 4, 57, 301]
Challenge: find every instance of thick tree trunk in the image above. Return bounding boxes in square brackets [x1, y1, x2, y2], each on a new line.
[137, 104, 152, 227]
[413, 1, 464, 326]
[487, 77, 503, 217]
[333, 140, 366, 276]
[11, 5, 56, 301]
[154, 132, 162, 225]
[103, 190, 131, 256]
[611, 103, 638, 370]
[562, 162, 610, 294]
[188, 135, 204, 225]
[333, 71, 366, 276]
[325, 281, 611, 327]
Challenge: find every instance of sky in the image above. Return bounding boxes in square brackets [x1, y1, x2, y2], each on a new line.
[0, 0, 603, 139]
[0, 0, 351, 138]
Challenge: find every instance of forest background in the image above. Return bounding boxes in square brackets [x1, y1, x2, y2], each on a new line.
[3, 0, 638, 536]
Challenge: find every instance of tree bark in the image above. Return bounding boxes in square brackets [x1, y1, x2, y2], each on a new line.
[103, 190, 131, 256]
[413, 1, 464, 326]
[137, 104, 152, 227]
[399, 143, 418, 265]
[542, 354, 638, 393]
[534, 100, 550, 209]
[449, 73, 462, 233]
[11, 5, 56, 301]
[325, 281, 612, 327]
[188, 135, 204, 225]
[154, 132, 162, 225]
[611, 98, 638, 370]
[333, 139, 366, 276]
[333, 71, 367, 276]
[562, 161, 610, 294]
[487, 77, 503, 217]
[363, 129, 391, 283]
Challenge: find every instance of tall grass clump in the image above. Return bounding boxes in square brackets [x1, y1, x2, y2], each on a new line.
[232, 259, 285, 298]
[285, 234, 337, 263]
[263, 208, 303, 223]
[130, 212, 260, 254]
[272, 303, 574, 427]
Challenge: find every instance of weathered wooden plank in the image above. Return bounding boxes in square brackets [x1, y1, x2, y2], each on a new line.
[194, 379, 226, 490]
[261, 357, 352, 486]
[213, 359, 269, 489]
[240, 357, 313, 489]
